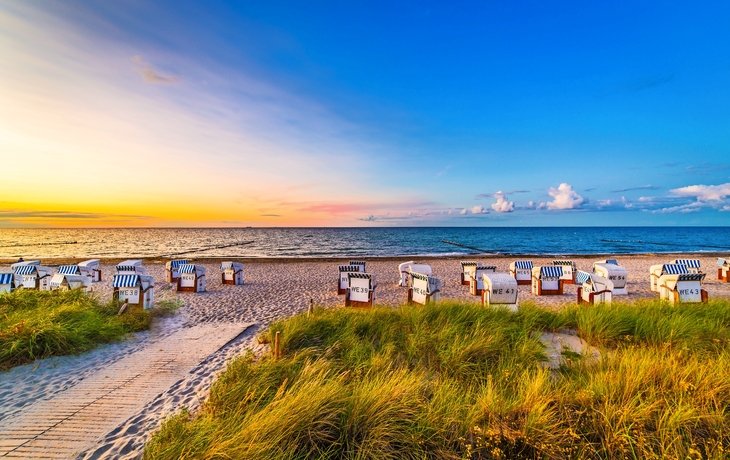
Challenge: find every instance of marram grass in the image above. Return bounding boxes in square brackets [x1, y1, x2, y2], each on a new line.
[0, 289, 150, 370]
[146, 300, 730, 459]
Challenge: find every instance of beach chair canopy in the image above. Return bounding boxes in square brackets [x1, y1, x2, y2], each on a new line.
[113, 274, 139, 288]
[78, 259, 100, 268]
[716, 258, 728, 267]
[178, 264, 205, 275]
[339, 265, 361, 273]
[57, 265, 81, 275]
[0, 273, 13, 285]
[484, 273, 518, 285]
[575, 271, 591, 285]
[461, 261, 477, 270]
[662, 264, 688, 275]
[410, 272, 441, 294]
[674, 259, 700, 268]
[117, 260, 143, 271]
[677, 273, 706, 282]
[168, 259, 189, 269]
[514, 261, 533, 269]
[348, 272, 376, 288]
[604, 259, 619, 265]
[538, 266, 563, 278]
[220, 261, 243, 270]
[349, 261, 366, 272]
[11, 260, 41, 269]
[553, 260, 575, 267]
[14, 265, 37, 275]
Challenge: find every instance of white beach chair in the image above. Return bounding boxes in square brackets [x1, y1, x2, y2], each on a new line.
[177, 264, 206, 293]
[0, 272, 17, 294]
[116, 260, 146, 275]
[658, 273, 707, 303]
[337, 265, 361, 295]
[408, 272, 441, 305]
[481, 273, 519, 311]
[553, 260, 576, 284]
[113, 274, 155, 309]
[220, 261, 244, 285]
[673, 259, 701, 274]
[49, 273, 92, 292]
[531, 266, 564, 296]
[509, 260, 533, 285]
[468, 265, 497, 296]
[346, 273, 377, 307]
[165, 259, 189, 283]
[460, 261, 477, 286]
[349, 260, 366, 273]
[77, 259, 102, 282]
[398, 262, 432, 287]
[593, 260, 628, 295]
[717, 258, 729, 282]
[649, 264, 687, 292]
[13, 263, 53, 290]
[576, 271, 613, 305]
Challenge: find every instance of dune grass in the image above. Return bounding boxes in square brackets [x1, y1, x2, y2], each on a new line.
[146, 299, 730, 459]
[0, 289, 151, 370]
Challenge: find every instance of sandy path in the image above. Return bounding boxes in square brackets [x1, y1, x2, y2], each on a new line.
[0, 254, 728, 459]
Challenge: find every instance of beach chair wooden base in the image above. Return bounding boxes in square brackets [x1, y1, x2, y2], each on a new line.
[515, 279, 531, 285]
[177, 286, 198, 293]
[576, 289, 611, 305]
[345, 292, 375, 308]
[719, 268, 729, 282]
[468, 279, 483, 296]
[460, 274, 469, 286]
[337, 284, 347, 295]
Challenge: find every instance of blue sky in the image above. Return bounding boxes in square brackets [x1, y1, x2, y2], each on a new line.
[1, 0, 729, 226]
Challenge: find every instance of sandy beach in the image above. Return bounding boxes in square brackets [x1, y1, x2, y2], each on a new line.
[1, 254, 729, 459]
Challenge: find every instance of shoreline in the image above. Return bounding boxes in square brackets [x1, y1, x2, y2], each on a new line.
[1, 251, 727, 265]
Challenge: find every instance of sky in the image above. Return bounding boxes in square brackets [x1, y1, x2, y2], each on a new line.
[1, 0, 729, 227]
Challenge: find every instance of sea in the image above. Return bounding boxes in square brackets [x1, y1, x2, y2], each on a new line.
[0, 227, 728, 259]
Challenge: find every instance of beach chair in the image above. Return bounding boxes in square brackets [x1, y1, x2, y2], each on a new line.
[77, 259, 102, 282]
[509, 260, 533, 285]
[177, 264, 206, 293]
[337, 265, 361, 295]
[673, 259, 701, 274]
[116, 260, 146, 275]
[649, 264, 687, 292]
[346, 273, 377, 307]
[553, 260, 576, 284]
[220, 262, 244, 285]
[349, 261, 366, 273]
[165, 259, 189, 283]
[717, 258, 729, 282]
[468, 265, 497, 296]
[408, 272, 442, 305]
[49, 273, 92, 292]
[460, 261, 477, 285]
[576, 271, 613, 305]
[113, 274, 155, 309]
[0, 272, 17, 294]
[13, 263, 53, 290]
[531, 266, 564, 296]
[658, 273, 707, 303]
[398, 262, 432, 287]
[593, 260, 628, 295]
[481, 273, 518, 311]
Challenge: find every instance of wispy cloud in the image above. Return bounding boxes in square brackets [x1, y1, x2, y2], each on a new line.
[475, 190, 528, 199]
[132, 55, 179, 84]
[610, 184, 659, 193]
[259, 213, 281, 217]
[0, 209, 150, 220]
[670, 183, 730, 202]
[685, 164, 730, 175]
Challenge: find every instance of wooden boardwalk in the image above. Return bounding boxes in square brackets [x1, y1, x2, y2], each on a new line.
[0, 323, 252, 459]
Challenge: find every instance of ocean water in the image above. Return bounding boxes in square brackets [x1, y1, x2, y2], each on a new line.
[0, 227, 728, 259]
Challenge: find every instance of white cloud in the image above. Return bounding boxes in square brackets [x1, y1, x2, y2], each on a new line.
[670, 183, 730, 202]
[721, 206, 730, 212]
[652, 203, 703, 214]
[459, 208, 467, 215]
[542, 183, 585, 210]
[490, 191, 514, 213]
[470, 205, 489, 214]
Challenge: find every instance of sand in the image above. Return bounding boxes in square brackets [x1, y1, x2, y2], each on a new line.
[0, 254, 728, 459]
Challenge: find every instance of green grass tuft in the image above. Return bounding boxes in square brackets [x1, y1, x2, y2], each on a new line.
[146, 299, 730, 459]
[0, 289, 150, 370]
